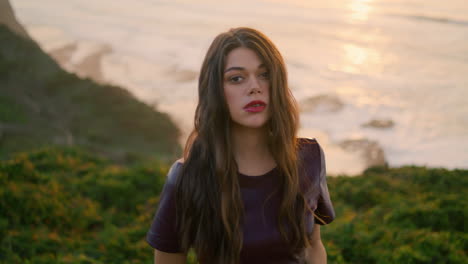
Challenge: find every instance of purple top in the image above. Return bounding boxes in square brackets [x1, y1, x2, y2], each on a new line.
[146, 138, 335, 263]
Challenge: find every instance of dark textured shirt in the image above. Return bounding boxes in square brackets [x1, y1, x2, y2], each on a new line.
[146, 138, 335, 263]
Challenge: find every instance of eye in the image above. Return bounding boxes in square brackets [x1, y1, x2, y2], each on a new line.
[259, 71, 270, 79]
[229, 75, 244, 83]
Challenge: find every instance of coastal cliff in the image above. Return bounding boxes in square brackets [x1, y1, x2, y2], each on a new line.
[0, 1, 181, 163]
[0, 0, 29, 38]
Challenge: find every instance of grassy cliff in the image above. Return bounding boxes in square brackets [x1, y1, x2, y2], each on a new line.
[0, 147, 166, 263]
[324, 166, 467, 263]
[0, 25, 181, 164]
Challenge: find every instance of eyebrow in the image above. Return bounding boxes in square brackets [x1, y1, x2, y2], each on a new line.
[224, 63, 266, 73]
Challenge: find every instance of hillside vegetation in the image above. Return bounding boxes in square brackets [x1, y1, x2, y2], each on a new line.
[1, 147, 466, 263]
[0, 25, 181, 164]
[324, 166, 467, 263]
[1, 147, 166, 263]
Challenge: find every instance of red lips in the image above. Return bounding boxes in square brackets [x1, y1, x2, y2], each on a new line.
[244, 100, 266, 113]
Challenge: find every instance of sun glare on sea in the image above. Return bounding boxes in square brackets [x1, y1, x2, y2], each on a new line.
[327, 43, 383, 77]
[348, 0, 374, 22]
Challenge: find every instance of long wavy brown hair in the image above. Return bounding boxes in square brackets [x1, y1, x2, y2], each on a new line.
[174, 27, 313, 264]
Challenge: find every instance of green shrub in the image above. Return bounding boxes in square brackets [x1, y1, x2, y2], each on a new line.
[0, 147, 167, 263]
[1, 147, 466, 263]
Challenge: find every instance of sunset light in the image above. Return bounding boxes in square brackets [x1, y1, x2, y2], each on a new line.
[348, 0, 374, 22]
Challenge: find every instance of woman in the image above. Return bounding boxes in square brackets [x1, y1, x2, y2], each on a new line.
[146, 27, 335, 264]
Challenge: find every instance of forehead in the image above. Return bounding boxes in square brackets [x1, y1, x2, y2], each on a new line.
[224, 47, 265, 69]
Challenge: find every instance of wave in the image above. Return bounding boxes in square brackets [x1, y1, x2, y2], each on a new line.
[388, 13, 468, 27]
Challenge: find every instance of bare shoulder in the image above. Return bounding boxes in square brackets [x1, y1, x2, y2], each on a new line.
[176, 157, 185, 164]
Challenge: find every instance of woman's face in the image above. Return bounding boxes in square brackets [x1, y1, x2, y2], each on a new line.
[223, 47, 270, 129]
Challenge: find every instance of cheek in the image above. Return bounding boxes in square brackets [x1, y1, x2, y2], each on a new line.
[264, 84, 271, 102]
[224, 87, 240, 110]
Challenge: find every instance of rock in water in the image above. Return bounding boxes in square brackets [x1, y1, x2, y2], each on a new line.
[339, 138, 387, 168]
[362, 119, 395, 129]
[300, 94, 344, 113]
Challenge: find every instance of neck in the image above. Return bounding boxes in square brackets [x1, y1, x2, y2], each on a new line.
[230, 123, 274, 170]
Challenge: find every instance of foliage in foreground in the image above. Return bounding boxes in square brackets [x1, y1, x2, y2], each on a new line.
[1, 147, 167, 264]
[1, 148, 466, 263]
[324, 166, 467, 263]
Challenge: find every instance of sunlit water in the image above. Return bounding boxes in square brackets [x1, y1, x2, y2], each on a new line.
[11, 0, 468, 174]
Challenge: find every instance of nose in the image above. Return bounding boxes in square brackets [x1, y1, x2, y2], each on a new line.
[248, 76, 262, 95]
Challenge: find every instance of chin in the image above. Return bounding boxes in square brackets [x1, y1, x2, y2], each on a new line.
[233, 119, 269, 130]
[246, 124, 267, 129]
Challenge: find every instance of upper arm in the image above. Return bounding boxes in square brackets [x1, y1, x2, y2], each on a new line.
[146, 161, 185, 254]
[305, 224, 327, 263]
[309, 224, 322, 245]
[314, 142, 335, 225]
[154, 249, 187, 264]
[300, 138, 336, 225]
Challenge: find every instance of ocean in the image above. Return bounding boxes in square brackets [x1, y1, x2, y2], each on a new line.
[10, 0, 468, 174]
